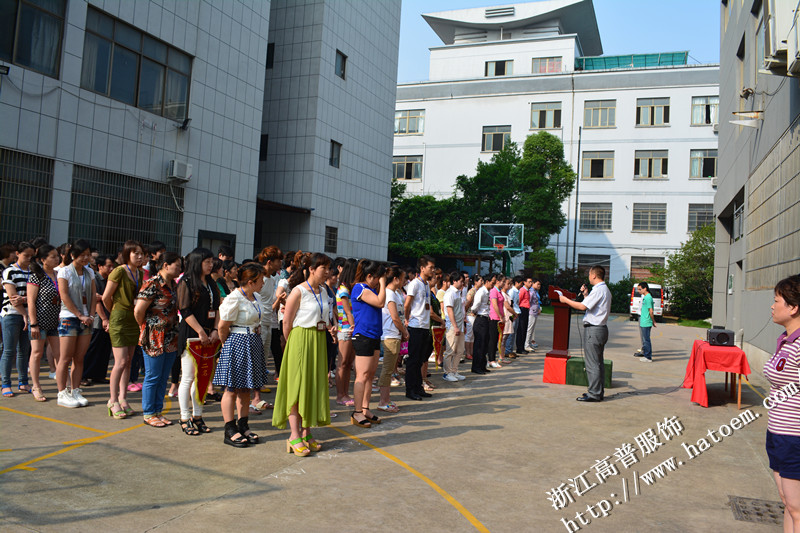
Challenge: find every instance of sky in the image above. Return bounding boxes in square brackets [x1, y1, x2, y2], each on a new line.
[397, 0, 721, 83]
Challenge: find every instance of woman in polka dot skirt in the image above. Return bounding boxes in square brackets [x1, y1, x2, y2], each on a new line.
[215, 263, 269, 448]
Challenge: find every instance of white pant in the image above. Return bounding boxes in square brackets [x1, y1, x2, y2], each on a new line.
[178, 349, 202, 419]
[465, 315, 475, 343]
[260, 322, 273, 362]
[525, 313, 538, 348]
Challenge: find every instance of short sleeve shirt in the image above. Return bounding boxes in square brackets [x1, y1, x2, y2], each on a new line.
[382, 288, 404, 340]
[2, 264, 30, 316]
[582, 282, 612, 326]
[444, 286, 465, 331]
[137, 274, 179, 356]
[764, 329, 800, 436]
[489, 287, 505, 321]
[351, 283, 382, 339]
[406, 277, 430, 329]
[472, 286, 490, 316]
[336, 284, 352, 333]
[639, 293, 654, 327]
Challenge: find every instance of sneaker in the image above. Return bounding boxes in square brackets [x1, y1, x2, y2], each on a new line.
[48, 371, 57, 379]
[390, 374, 403, 387]
[72, 387, 89, 407]
[489, 362, 502, 368]
[640, 357, 653, 363]
[454, 373, 466, 381]
[442, 373, 458, 382]
[57, 389, 80, 408]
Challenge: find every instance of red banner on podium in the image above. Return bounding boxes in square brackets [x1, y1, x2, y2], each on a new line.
[186, 339, 221, 404]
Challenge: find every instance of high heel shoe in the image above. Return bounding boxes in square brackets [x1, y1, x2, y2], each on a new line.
[362, 408, 381, 425]
[302, 431, 322, 452]
[107, 401, 127, 419]
[286, 437, 311, 456]
[223, 421, 249, 448]
[350, 411, 371, 428]
[237, 417, 259, 444]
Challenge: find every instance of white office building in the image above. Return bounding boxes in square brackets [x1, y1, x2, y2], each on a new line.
[393, 0, 719, 281]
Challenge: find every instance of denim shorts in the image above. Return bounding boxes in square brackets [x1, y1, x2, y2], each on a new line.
[29, 328, 59, 339]
[58, 317, 92, 337]
[337, 330, 352, 342]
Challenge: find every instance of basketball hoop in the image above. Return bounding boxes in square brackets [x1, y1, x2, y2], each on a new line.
[493, 243, 505, 253]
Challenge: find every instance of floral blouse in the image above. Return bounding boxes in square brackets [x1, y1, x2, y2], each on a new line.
[137, 274, 179, 356]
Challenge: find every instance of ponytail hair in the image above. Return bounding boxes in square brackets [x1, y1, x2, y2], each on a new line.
[354, 259, 386, 283]
[30, 244, 56, 278]
[288, 252, 331, 290]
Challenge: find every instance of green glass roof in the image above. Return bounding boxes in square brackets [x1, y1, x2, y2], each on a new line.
[575, 52, 688, 71]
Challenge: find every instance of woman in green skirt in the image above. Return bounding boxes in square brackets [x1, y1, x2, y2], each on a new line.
[273, 252, 332, 456]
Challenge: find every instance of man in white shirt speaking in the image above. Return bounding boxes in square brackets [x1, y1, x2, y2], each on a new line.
[559, 265, 612, 403]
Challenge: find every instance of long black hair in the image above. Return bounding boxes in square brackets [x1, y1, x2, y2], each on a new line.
[30, 244, 56, 278]
[183, 248, 219, 305]
[288, 252, 331, 290]
[338, 257, 358, 291]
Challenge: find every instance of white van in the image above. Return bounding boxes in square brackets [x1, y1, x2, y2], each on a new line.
[629, 284, 663, 322]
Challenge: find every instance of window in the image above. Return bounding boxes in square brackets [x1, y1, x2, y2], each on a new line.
[578, 254, 611, 280]
[335, 49, 347, 79]
[81, 7, 191, 120]
[482, 126, 511, 152]
[329, 140, 341, 168]
[636, 98, 670, 126]
[393, 155, 423, 180]
[584, 100, 616, 128]
[631, 256, 665, 279]
[691, 96, 719, 125]
[530, 102, 561, 129]
[0, 148, 54, 244]
[579, 203, 612, 231]
[70, 164, 183, 254]
[633, 203, 667, 232]
[325, 226, 338, 254]
[582, 151, 614, 179]
[266, 42, 274, 69]
[690, 149, 717, 178]
[259, 134, 268, 162]
[485, 60, 513, 77]
[532, 56, 561, 73]
[634, 150, 669, 179]
[688, 204, 714, 231]
[0, 0, 66, 78]
[394, 109, 425, 135]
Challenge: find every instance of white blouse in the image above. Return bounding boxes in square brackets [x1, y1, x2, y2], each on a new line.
[293, 283, 329, 329]
[219, 288, 263, 327]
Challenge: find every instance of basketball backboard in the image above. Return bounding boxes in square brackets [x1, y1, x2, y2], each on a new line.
[478, 223, 524, 251]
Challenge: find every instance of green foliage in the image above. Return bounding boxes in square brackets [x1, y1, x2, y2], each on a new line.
[650, 224, 714, 319]
[390, 179, 406, 220]
[388, 132, 576, 263]
[606, 276, 640, 314]
[525, 248, 558, 278]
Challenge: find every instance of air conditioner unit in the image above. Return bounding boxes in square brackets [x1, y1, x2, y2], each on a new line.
[787, 8, 800, 75]
[711, 177, 718, 188]
[167, 159, 192, 183]
[712, 122, 719, 133]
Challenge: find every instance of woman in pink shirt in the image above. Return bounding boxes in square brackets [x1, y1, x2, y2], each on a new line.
[487, 275, 505, 369]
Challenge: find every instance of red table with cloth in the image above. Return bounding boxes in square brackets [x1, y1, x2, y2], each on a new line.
[682, 340, 751, 408]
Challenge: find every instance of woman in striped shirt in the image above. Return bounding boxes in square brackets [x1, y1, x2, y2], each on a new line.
[764, 275, 800, 532]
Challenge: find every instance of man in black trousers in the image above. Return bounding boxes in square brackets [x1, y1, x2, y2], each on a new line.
[404, 256, 435, 400]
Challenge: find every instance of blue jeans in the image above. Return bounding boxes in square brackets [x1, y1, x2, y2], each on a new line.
[640, 326, 652, 360]
[504, 328, 515, 354]
[141, 350, 177, 417]
[1, 314, 30, 388]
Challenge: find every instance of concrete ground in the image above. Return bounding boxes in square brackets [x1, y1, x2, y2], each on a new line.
[0, 314, 783, 532]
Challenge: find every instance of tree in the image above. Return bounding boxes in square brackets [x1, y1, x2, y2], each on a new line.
[388, 193, 462, 258]
[650, 224, 714, 319]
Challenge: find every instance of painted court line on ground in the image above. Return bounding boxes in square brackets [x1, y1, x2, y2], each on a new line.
[331, 425, 490, 533]
[0, 405, 107, 434]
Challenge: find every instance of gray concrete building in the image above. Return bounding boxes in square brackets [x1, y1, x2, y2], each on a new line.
[715, 0, 800, 369]
[255, 0, 401, 260]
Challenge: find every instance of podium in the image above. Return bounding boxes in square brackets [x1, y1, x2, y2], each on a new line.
[543, 285, 575, 384]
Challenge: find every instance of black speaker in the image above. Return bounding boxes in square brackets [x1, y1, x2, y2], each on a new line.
[708, 328, 735, 346]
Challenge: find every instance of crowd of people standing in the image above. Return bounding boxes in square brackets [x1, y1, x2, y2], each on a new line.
[1, 238, 546, 453]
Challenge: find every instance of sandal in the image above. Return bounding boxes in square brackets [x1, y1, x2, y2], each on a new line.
[248, 404, 263, 415]
[336, 397, 355, 406]
[180, 419, 200, 436]
[362, 408, 381, 424]
[2, 387, 13, 398]
[224, 421, 249, 448]
[350, 411, 371, 428]
[255, 400, 273, 410]
[18, 384, 31, 394]
[157, 415, 173, 426]
[192, 417, 211, 433]
[377, 402, 399, 413]
[286, 437, 310, 456]
[144, 416, 167, 428]
[107, 401, 127, 419]
[238, 417, 259, 444]
[302, 432, 322, 452]
[31, 386, 47, 402]
[120, 403, 134, 416]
